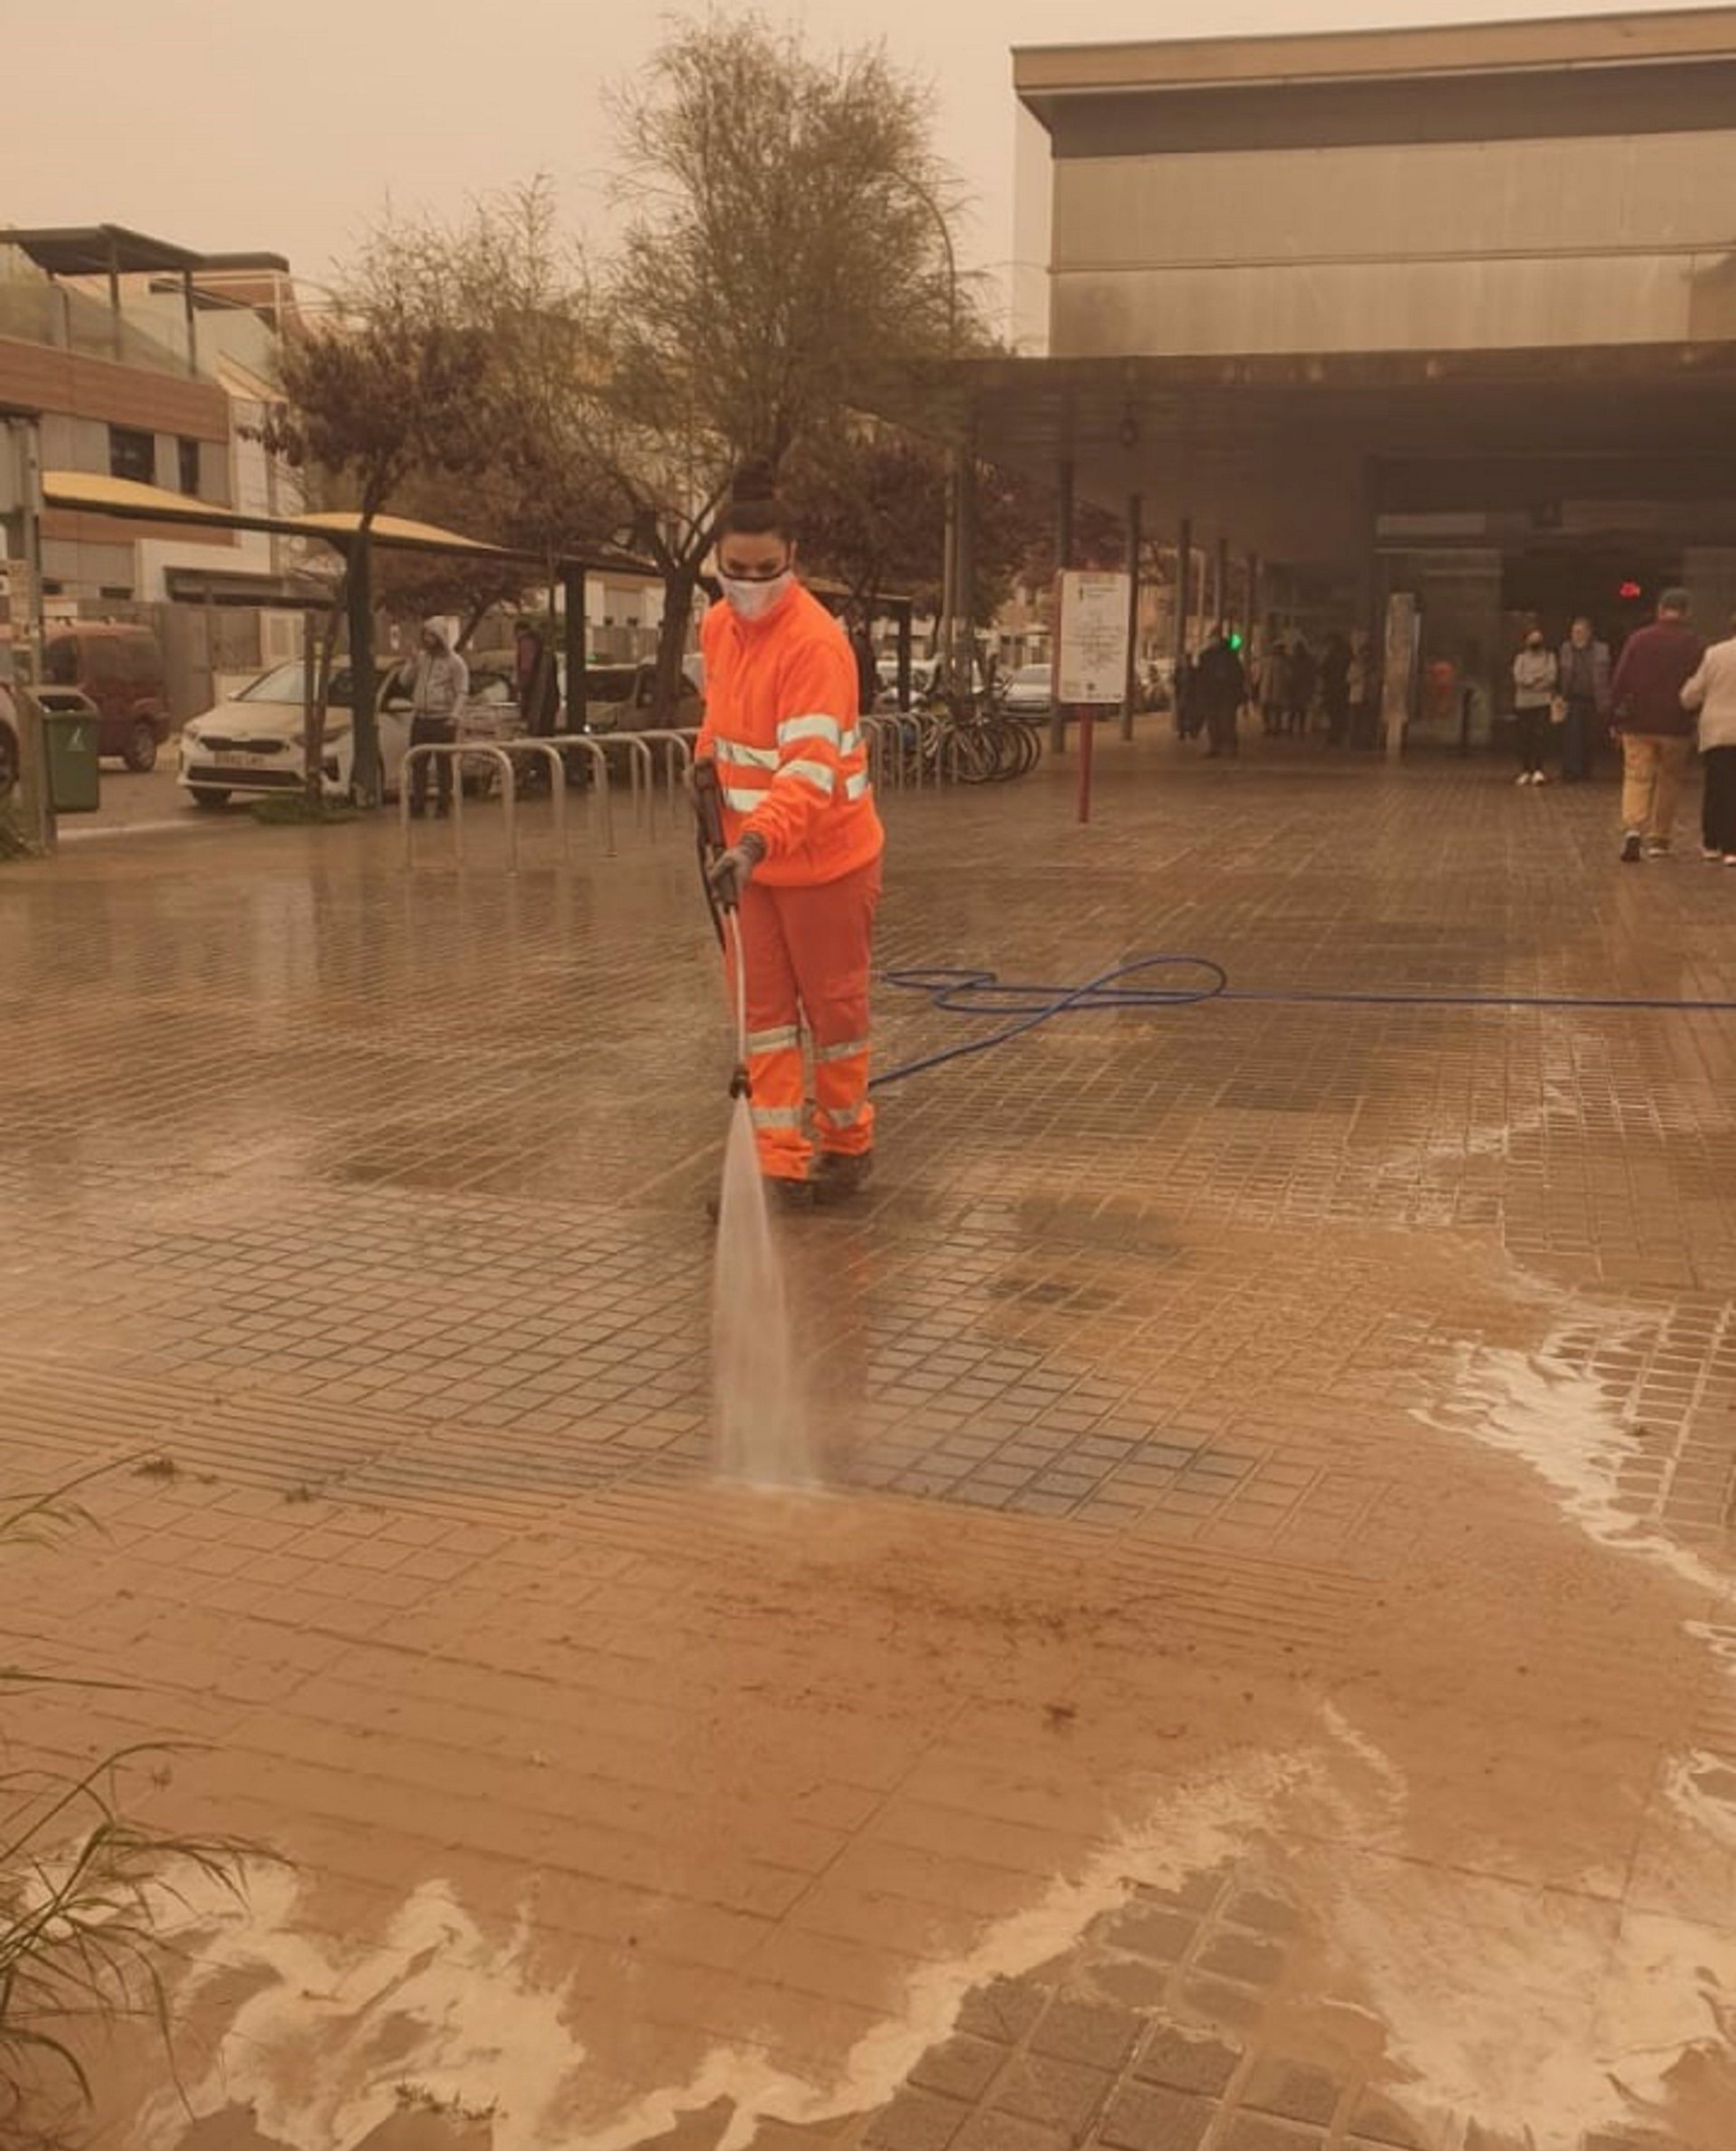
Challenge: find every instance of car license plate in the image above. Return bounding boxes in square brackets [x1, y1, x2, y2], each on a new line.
[232, 752, 276, 769]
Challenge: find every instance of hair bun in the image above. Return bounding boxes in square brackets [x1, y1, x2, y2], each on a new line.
[729, 457, 779, 507]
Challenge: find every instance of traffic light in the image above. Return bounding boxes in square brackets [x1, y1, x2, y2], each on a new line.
[1228, 631, 1244, 652]
[1618, 580, 1643, 602]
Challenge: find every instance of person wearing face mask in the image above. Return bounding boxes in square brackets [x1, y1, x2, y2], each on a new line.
[1510, 624, 1558, 786]
[695, 461, 885, 1209]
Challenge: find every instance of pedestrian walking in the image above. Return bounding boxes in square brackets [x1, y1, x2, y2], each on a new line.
[696, 463, 884, 1208]
[1174, 651, 1200, 740]
[1556, 616, 1610, 782]
[1257, 638, 1289, 736]
[1322, 633, 1352, 746]
[1611, 588, 1705, 862]
[1510, 626, 1558, 785]
[1195, 627, 1248, 760]
[1680, 612, 1736, 864]
[399, 621, 469, 819]
[1348, 631, 1379, 748]
[1285, 635, 1317, 738]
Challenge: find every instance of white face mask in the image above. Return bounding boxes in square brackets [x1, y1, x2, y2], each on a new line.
[719, 569, 793, 621]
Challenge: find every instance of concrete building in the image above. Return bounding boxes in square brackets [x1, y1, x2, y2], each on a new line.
[923, 8, 1736, 737]
[0, 226, 313, 710]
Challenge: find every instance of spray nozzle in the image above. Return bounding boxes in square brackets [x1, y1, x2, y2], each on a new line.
[729, 1064, 751, 1101]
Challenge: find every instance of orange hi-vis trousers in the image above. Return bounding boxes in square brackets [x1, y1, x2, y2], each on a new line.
[727, 855, 882, 1181]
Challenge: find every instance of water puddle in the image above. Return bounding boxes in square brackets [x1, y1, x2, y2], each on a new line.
[138, 1872, 587, 2149]
[1412, 1313, 1735, 1602]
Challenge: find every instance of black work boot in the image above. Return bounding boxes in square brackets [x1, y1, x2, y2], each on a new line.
[812, 1151, 874, 1207]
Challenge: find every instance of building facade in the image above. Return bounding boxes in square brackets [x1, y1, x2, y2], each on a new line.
[0, 227, 311, 712]
[993, 8, 1736, 732]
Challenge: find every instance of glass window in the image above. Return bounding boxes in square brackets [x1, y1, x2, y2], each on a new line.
[236, 662, 354, 708]
[177, 438, 201, 497]
[108, 426, 155, 485]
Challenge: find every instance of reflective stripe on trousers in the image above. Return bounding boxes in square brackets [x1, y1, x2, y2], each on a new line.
[725, 854, 883, 1178]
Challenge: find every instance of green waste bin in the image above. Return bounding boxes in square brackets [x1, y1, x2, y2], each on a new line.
[43, 708, 100, 814]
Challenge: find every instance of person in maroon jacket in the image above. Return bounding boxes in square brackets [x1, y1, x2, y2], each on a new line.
[1610, 589, 1705, 862]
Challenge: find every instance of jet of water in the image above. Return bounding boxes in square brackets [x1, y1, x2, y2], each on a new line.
[712, 1095, 811, 1485]
[712, 915, 811, 1486]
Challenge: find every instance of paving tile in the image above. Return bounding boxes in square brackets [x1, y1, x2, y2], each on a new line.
[1241, 2058, 1343, 2127]
[1133, 2024, 1242, 2098]
[861, 2089, 967, 2151]
[1344, 2093, 1429, 2147]
[952, 2116, 1070, 2151]
[908, 2033, 1010, 2105]
[1217, 2118, 1326, 2151]
[990, 2053, 1116, 2136]
[1098, 2083, 1216, 2151]
[955, 1976, 1051, 2047]
[1028, 1995, 1142, 2073]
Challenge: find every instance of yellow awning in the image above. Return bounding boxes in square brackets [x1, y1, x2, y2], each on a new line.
[41, 471, 509, 559]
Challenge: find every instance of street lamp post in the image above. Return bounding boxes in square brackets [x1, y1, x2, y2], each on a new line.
[905, 181, 969, 704]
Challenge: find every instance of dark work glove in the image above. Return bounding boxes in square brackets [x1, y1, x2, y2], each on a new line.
[706, 831, 766, 909]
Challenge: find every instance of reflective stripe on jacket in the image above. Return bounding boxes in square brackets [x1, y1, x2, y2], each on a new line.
[697, 582, 884, 888]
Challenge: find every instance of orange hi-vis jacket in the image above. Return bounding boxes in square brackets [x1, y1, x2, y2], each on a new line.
[697, 582, 884, 888]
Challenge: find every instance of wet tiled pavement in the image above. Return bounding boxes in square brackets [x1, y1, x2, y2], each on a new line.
[4, 736, 1736, 2150]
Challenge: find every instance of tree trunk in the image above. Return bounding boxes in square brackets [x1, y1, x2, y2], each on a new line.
[305, 584, 346, 804]
[652, 567, 700, 722]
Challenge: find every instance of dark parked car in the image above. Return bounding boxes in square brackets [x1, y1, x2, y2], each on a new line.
[43, 624, 171, 772]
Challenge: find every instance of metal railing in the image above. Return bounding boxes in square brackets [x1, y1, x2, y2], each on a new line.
[400, 744, 520, 872]
[633, 728, 699, 808]
[542, 734, 615, 856]
[616, 733, 656, 829]
[400, 712, 980, 876]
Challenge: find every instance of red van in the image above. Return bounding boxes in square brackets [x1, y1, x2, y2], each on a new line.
[42, 624, 171, 772]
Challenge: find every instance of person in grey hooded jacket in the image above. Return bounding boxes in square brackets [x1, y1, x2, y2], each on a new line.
[398, 622, 469, 818]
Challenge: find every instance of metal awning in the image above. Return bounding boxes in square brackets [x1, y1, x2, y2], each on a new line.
[864, 339, 1736, 555]
[39, 471, 653, 575]
[2, 225, 289, 278]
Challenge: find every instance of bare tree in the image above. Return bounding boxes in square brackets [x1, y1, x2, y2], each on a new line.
[597, 16, 976, 715]
[788, 423, 1062, 641]
[257, 230, 494, 802]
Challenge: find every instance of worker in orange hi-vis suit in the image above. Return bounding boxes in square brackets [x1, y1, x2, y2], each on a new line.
[695, 462, 885, 1209]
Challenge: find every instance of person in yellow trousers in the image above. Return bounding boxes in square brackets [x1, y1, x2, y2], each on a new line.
[695, 463, 885, 1209]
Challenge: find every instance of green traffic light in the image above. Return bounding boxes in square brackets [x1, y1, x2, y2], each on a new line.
[1228, 632, 1244, 652]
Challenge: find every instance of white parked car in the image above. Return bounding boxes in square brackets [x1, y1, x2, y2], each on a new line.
[1002, 663, 1054, 717]
[177, 660, 515, 809]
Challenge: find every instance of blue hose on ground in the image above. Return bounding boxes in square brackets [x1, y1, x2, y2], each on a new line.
[871, 957, 1736, 1090]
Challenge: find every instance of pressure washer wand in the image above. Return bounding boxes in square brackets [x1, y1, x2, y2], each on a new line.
[693, 758, 751, 1100]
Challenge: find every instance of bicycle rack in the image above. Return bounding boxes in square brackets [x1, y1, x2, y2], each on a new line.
[401, 744, 519, 873]
[857, 713, 893, 794]
[543, 733, 615, 857]
[913, 712, 939, 789]
[632, 730, 698, 820]
[493, 740, 569, 859]
[601, 733, 656, 830]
